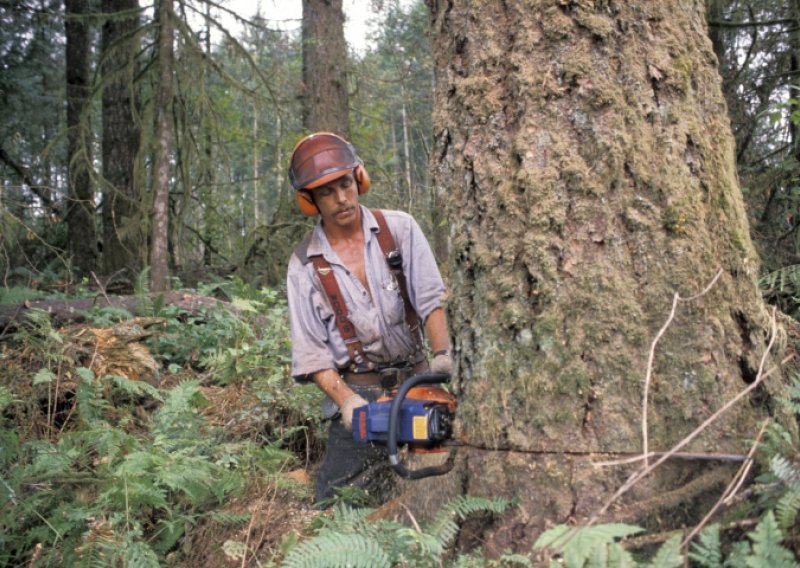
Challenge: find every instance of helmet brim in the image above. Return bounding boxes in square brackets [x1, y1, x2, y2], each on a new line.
[303, 167, 355, 190]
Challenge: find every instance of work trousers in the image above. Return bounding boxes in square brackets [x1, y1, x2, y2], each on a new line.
[315, 384, 393, 507]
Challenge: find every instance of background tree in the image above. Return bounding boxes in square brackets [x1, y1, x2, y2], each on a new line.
[704, 0, 800, 316]
[100, 0, 143, 278]
[426, 0, 786, 550]
[302, 0, 349, 135]
[149, 0, 175, 292]
[64, 0, 97, 275]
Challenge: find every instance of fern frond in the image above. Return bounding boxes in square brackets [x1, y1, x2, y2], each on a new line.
[688, 524, 722, 568]
[646, 535, 682, 568]
[123, 540, 160, 568]
[534, 523, 643, 568]
[428, 494, 510, 547]
[775, 491, 800, 530]
[771, 455, 800, 492]
[106, 374, 163, 401]
[748, 511, 798, 568]
[281, 532, 391, 568]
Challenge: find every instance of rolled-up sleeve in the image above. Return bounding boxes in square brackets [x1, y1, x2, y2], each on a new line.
[286, 254, 336, 382]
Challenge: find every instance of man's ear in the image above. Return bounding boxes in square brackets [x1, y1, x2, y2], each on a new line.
[296, 189, 319, 216]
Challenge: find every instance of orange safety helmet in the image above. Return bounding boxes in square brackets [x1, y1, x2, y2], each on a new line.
[288, 132, 371, 216]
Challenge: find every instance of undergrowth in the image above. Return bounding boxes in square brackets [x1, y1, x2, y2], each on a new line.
[4, 274, 800, 566]
[0, 278, 322, 566]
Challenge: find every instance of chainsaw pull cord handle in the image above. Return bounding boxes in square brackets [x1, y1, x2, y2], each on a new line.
[387, 372, 457, 479]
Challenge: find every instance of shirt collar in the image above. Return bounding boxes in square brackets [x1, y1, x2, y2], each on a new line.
[306, 205, 378, 261]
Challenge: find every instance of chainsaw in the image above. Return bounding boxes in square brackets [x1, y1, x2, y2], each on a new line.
[352, 372, 458, 479]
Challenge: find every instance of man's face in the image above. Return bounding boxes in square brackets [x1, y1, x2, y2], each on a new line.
[312, 172, 359, 229]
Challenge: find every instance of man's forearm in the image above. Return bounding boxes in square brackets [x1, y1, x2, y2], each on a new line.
[312, 368, 355, 407]
[425, 307, 450, 354]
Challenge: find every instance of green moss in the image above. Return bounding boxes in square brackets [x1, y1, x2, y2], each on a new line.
[662, 205, 688, 234]
[669, 55, 693, 93]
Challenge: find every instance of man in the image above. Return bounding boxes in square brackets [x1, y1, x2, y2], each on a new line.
[285, 132, 452, 505]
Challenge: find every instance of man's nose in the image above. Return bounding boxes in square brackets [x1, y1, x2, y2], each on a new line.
[335, 186, 349, 202]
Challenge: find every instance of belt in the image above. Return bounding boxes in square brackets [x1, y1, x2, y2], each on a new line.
[341, 371, 382, 386]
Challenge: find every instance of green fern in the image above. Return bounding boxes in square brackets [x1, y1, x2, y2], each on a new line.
[282, 495, 511, 568]
[645, 535, 682, 568]
[281, 532, 391, 568]
[107, 373, 163, 401]
[688, 524, 722, 568]
[748, 511, 799, 568]
[534, 523, 643, 567]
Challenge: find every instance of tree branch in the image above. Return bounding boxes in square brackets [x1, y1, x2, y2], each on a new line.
[0, 145, 62, 216]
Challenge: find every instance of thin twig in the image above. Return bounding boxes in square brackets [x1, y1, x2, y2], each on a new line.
[590, 308, 783, 527]
[90, 271, 112, 306]
[400, 503, 423, 534]
[643, 292, 679, 467]
[642, 269, 723, 467]
[241, 485, 273, 568]
[680, 418, 770, 549]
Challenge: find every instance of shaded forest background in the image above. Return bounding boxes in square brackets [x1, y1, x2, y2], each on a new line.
[1, 0, 435, 293]
[5, 0, 800, 566]
[1, 0, 800, 300]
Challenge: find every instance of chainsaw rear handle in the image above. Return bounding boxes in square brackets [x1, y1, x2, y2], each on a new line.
[387, 372, 457, 479]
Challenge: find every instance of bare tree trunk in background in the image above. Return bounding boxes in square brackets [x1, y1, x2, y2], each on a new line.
[419, 0, 791, 551]
[273, 112, 283, 218]
[65, 0, 97, 275]
[149, 0, 174, 292]
[253, 105, 260, 225]
[101, 0, 141, 277]
[302, 0, 349, 135]
[401, 82, 413, 208]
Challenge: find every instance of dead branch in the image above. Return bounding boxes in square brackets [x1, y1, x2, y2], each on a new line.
[0, 292, 232, 332]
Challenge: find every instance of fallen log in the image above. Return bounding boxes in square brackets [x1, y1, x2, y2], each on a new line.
[0, 292, 228, 334]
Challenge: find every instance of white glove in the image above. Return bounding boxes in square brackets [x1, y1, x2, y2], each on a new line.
[339, 394, 368, 432]
[431, 352, 453, 375]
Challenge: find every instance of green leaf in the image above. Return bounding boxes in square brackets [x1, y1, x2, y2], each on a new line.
[746, 511, 798, 568]
[688, 524, 722, 568]
[124, 540, 160, 568]
[75, 367, 94, 382]
[33, 368, 57, 385]
[281, 532, 391, 568]
[647, 535, 683, 568]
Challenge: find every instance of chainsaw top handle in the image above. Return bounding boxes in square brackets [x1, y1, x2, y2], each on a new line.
[387, 372, 457, 479]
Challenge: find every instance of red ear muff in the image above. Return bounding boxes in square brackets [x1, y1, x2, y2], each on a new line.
[297, 190, 319, 217]
[354, 164, 370, 194]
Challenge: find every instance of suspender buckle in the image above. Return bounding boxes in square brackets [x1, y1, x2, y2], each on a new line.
[386, 249, 403, 270]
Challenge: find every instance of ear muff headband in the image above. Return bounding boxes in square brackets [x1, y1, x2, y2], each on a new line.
[290, 132, 371, 215]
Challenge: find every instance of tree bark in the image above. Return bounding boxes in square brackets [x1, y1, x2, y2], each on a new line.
[65, 0, 97, 275]
[149, 0, 174, 292]
[424, 0, 790, 551]
[101, 0, 142, 277]
[301, 0, 349, 135]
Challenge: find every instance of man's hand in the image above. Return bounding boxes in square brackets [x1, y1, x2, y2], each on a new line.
[431, 351, 452, 375]
[340, 394, 368, 431]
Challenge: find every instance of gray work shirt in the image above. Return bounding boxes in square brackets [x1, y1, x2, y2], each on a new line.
[287, 206, 445, 382]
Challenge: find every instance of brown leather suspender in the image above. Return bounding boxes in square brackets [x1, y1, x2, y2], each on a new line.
[304, 209, 425, 371]
[371, 209, 426, 357]
[310, 255, 370, 370]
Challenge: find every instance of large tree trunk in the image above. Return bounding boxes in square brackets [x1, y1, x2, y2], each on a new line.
[149, 0, 174, 292]
[101, 0, 142, 278]
[65, 0, 97, 275]
[425, 0, 790, 552]
[301, 0, 349, 135]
